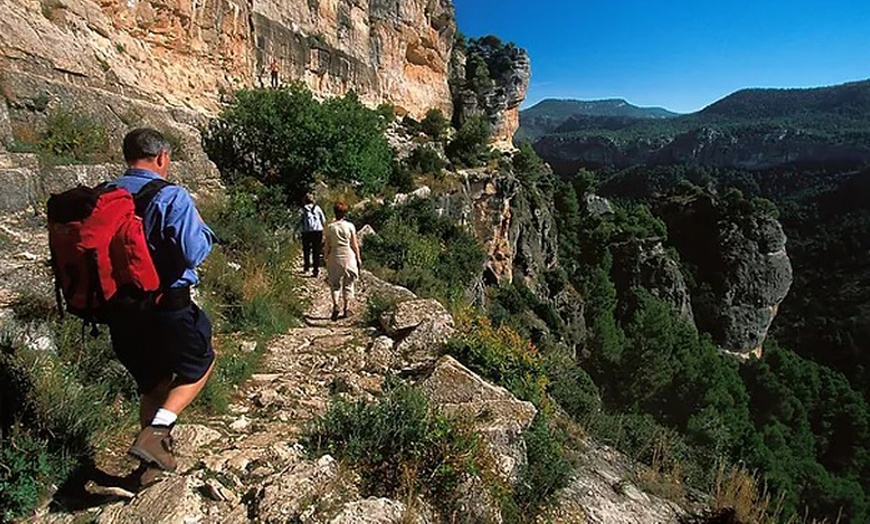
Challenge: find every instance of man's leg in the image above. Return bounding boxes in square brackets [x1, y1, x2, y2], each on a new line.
[129, 304, 216, 471]
[161, 359, 216, 415]
[302, 232, 312, 272]
[139, 379, 171, 429]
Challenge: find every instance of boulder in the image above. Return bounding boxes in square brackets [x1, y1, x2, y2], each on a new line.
[96, 476, 202, 524]
[330, 498, 417, 524]
[391, 186, 431, 206]
[360, 272, 416, 305]
[418, 356, 537, 482]
[610, 238, 695, 324]
[395, 315, 455, 370]
[255, 456, 342, 521]
[380, 298, 451, 336]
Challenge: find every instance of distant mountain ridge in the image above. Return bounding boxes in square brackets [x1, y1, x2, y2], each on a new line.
[529, 79, 870, 173]
[517, 98, 679, 141]
[701, 79, 870, 119]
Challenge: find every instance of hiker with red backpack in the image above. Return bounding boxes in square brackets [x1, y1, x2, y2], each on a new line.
[48, 128, 217, 480]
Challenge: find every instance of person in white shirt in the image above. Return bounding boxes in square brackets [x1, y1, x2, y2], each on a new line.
[300, 193, 326, 277]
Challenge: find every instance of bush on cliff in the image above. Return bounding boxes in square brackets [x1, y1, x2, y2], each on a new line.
[302, 381, 483, 506]
[360, 198, 485, 305]
[203, 85, 393, 202]
[446, 115, 491, 167]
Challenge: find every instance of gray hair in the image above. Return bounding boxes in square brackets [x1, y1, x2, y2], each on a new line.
[123, 128, 172, 162]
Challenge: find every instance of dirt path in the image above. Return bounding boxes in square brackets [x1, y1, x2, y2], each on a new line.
[35, 268, 416, 523]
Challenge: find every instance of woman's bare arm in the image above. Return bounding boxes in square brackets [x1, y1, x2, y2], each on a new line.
[351, 232, 362, 267]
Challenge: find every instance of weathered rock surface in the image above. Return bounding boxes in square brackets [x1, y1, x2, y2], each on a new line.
[380, 298, 451, 336]
[437, 169, 586, 349]
[610, 238, 695, 323]
[657, 192, 793, 357]
[0, 0, 459, 120]
[540, 440, 687, 523]
[418, 355, 537, 482]
[95, 477, 204, 524]
[452, 43, 531, 148]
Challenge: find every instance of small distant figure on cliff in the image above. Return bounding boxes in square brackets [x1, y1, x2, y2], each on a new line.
[300, 193, 326, 277]
[324, 202, 362, 321]
[270, 58, 280, 89]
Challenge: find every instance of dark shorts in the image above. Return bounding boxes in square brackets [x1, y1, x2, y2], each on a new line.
[109, 303, 215, 394]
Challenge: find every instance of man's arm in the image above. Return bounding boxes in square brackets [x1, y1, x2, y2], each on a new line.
[165, 187, 216, 269]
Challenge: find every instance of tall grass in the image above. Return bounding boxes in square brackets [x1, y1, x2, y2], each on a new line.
[0, 182, 304, 519]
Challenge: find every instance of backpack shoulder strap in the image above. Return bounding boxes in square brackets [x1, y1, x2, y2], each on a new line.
[134, 179, 173, 217]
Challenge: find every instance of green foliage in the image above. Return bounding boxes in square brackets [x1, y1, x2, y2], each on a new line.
[514, 413, 572, 514]
[203, 86, 393, 202]
[446, 315, 549, 410]
[0, 431, 74, 522]
[547, 177, 870, 519]
[420, 108, 449, 141]
[38, 107, 109, 163]
[0, 326, 135, 521]
[301, 381, 482, 502]
[364, 294, 397, 329]
[405, 145, 445, 177]
[361, 198, 485, 305]
[511, 143, 546, 183]
[446, 115, 491, 167]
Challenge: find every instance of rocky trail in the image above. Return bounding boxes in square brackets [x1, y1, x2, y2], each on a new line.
[10, 243, 695, 524]
[28, 268, 463, 523]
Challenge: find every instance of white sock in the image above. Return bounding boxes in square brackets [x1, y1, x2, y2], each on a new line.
[151, 408, 178, 427]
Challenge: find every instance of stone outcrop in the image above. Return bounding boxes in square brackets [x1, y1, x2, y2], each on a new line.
[657, 192, 793, 358]
[0, 0, 458, 120]
[452, 42, 531, 148]
[435, 168, 586, 350]
[418, 355, 538, 482]
[610, 238, 695, 324]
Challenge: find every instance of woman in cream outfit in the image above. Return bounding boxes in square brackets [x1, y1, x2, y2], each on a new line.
[324, 202, 362, 321]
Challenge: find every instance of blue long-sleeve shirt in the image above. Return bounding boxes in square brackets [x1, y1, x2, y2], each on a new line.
[112, 168, 216, 288]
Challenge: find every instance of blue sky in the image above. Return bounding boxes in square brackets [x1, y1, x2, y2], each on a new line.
[452, 0, 870, 113]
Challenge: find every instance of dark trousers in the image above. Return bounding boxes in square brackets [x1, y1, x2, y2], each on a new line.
[302, 230, 323, 275]
[271, 71, 279, 88]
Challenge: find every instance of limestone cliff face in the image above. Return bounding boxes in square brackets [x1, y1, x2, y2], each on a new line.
[436, 168, 586, 351]
[451, 43, 530, 148]
[656, 192, 793, 358]
[0, 0, 457, 119]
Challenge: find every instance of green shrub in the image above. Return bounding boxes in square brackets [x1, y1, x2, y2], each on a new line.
[203, 85, 393, 202]
[0, 331, 135, 521]
[446, 116, 491, 167]
[302, 381, 482, 502]
[421, 108, 449, 141]
[514, 413, 572, 514]
[446, 314, 549, 410]
[405, 145, 446, 177]
[38, 107, 110, 163]
[361, 198, 485, 305]
[364, 294, 397, 329]
[0, 431, 75, 522]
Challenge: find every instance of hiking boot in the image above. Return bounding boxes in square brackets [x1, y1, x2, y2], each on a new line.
[331, 307, 340, 321]
[128, 426, 177, 472]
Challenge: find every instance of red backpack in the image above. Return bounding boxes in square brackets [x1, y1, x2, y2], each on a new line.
[47, 180, 170, 326]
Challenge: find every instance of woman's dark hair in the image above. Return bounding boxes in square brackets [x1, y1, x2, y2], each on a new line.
[333, 202, 348, 219]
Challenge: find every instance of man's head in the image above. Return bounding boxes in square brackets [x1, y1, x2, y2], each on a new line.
[304, 193, 314, 205]
[123, 128, 172, 178]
